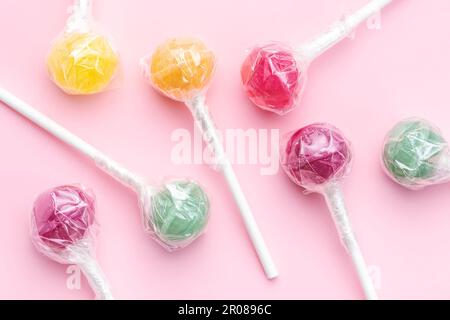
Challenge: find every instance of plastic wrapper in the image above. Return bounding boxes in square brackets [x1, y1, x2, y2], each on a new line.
[382, 118, 450, 190]
[141, 37, 215, 103]
[47, 0, 120, 95]
[280, 123, 352, 193]
[31, 184, 113, 299]
[241, 0, 394, 115]
[241, 42, 307, 115]
[138, 179, 210, 251]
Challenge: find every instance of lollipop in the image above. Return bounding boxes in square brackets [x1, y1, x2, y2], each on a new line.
[47, 0, 119, 95]
[142, 38, 278, 279]
[281, 123, 377, 299]
[32, 185, 112, 299]
[241, 0, 394, 115]
[382, 118, 450, 189]
[0, 88, 209, 251]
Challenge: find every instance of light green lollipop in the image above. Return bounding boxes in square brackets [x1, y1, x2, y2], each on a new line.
[382, 118, 449, 189]
[148, 180, 209, 249]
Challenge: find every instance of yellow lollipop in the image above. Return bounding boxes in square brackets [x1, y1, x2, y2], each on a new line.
[47, 32, 119, 95]
[46, 0, 119, 95]
[149, 38, 215, 102]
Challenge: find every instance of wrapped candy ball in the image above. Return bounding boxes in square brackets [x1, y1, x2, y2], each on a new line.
[382, 119, 450, 189]
[31, 184, 113, 299]
[31, 185, 95, 260]
[281, 123, 352, 191]
[149, 38, 215, 102]
[47, 32, 119, 95]
[241, 42, 304, 115]
[142, 180, 210, 250]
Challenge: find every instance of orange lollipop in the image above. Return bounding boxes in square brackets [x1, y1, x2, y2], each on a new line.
[150, 38, 214, 101]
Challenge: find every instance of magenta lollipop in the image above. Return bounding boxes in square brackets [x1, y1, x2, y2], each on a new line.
[281, 123, 377, 300]
[31, 185, 113, 300]
[242, 0, 394, 115]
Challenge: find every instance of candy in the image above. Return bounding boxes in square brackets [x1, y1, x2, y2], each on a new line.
[47, 32, 119, 95]
[150, 38, 215, 102]
[32, 185, 95, 252]
[241, 43, 303, 114]
[143, 38, 277, 279]
[241, 0, 394, 115]
[382, 118, 449, 189]
[280, 123, 377, 300]
[281, 123, 351, 190]
[149, 181, 209, 248]
[31, 184, 113, 300]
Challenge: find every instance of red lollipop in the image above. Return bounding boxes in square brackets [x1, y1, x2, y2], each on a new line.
[241, 42, 304, 114]
[241, 0, 394, 115]
[281, 123, 377, 300]
[31, 185, 113, 299]
[33, 185, 95, 251]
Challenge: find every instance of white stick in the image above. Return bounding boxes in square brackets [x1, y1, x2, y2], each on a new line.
[297, 0, 392, 62]
[0, 88, 144, 191]
[187, 96, 278, 279]
[323, 182, 378, 300]
[77, 254, 114, 300]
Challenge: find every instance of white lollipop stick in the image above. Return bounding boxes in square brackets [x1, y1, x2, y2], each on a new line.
[298, 0, 392, 63]
[71, 246, 113, 300]
[323, 182, 377, 300]
[67, 0, 93, 33]
[0, 88, 145, 192]
[187, 96, 278, 279]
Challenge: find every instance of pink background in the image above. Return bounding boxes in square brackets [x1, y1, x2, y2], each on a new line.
[0, 0, 449, 300]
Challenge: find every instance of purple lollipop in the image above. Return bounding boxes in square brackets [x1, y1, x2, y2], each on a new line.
[281, 123, 377, 300]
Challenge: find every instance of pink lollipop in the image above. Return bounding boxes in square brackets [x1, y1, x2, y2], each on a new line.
[242, 0, 394, 115]
[281, 123, 377, 300]
[31, 185, 113, 300]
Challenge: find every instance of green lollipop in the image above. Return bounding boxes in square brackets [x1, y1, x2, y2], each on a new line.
[149, 180, 209, 249]
[382, 118, 449, 188]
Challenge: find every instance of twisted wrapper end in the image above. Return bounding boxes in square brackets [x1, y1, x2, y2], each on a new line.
[322, 181, 378, 300]
[66, 0, 93, 34]
[66, 244, 114, 300]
